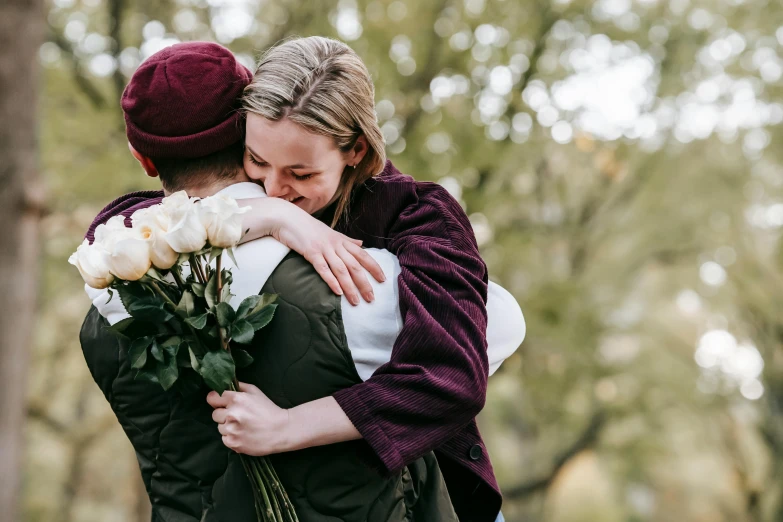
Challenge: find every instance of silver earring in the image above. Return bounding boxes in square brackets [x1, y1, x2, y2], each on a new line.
[353, 164, 357, 169]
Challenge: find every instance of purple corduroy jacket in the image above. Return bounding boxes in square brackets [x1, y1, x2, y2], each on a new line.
[86, 161, 501, 522]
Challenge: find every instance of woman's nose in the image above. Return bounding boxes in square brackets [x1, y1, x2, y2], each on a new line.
[262, 172, 286, 197]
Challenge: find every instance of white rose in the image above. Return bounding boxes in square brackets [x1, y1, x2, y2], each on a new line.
[92, 216, 152, 281]
[69, 239, 114, 289]
[94, 215, 129, 245]
[161, 191, 208, 253]
[199, 194, 251, 248]
[132, 206, 178, 269]
[108, 236, 152, 281]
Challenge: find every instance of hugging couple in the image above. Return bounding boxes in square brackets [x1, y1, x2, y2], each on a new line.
[79, 36, 525, 522]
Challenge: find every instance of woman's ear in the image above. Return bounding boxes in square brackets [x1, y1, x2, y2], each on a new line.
[128, 142, 159, 178]
[349, 135, 369, 167]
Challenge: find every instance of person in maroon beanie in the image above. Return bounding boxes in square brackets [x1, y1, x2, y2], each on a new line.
[92, 37, 512, 522]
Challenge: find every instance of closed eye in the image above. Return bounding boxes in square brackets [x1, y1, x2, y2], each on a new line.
[248, 155, 268, 167]
[248, 153, 315, 180]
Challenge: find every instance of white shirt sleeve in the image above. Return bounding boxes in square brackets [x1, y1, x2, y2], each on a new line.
[85, 284, 131, 325]
[340, 249, 403, 381]
[341, 249, 525, 380]
[486, 281, 525, 375]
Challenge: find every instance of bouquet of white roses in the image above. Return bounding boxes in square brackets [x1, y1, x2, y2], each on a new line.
[70, 191, 298, 522]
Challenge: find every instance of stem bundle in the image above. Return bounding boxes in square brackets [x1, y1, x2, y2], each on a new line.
[218, 253, 298, 522]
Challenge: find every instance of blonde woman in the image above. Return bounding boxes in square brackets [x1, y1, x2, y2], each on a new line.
[210, 36, 507, 522]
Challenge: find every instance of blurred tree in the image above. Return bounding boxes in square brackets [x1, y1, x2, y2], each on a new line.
[0, 0, 45, 521]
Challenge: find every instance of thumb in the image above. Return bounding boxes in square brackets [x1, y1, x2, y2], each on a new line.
[238, 381, 262, 395]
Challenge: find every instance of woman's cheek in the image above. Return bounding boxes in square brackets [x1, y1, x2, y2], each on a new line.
[243, 161, 261, 181]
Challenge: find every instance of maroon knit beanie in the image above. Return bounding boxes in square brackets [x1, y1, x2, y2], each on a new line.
[121, 42, 253, 159]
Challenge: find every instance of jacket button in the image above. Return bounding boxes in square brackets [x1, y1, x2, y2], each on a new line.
[469, 444, 482, 461]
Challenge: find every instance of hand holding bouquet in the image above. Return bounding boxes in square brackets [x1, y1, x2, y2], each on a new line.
[70, 191, 298, 522]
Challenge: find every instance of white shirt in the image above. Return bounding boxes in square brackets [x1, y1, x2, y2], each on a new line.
[86, 182, 526, 380]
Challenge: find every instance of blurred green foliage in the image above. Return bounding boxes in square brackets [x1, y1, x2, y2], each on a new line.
[27, 0, 783, 521]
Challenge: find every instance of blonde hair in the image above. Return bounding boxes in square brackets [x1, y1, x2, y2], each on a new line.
[242, 36, 386, 226]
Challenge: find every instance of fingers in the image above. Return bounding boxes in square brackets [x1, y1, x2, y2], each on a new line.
[212, 407, 228, 424]
[344, 241, 386, 283]
[324, 249, 360, 305]
[217, 422, 231, 436]
[238, 382, 261, 395]
[207, 390, 235, 408]
[307, 252, 344, 298]
[336, 245, 375, 303]
[222, 435, 238, 451]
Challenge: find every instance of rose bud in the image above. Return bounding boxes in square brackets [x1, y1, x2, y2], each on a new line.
[161, 191, 208, 253]
[69, 239, 115, 289]
[132, 206, 178, 269]
[199, 194, 251, 248]
[108, 237, 153, 281]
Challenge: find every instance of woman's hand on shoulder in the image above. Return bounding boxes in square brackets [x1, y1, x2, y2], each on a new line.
[239, 197, 385, 305]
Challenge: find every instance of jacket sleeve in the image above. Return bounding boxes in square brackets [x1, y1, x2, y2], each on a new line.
[333, 183, 489, 474]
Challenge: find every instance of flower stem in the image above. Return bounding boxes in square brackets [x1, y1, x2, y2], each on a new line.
[190, 253, 207, 284]
[216, 253, 224, 303]
[254, 458, 283, 521]
[148, 281, 177, 309]
[170, 265, 185, 291]
[239, 455, 265, 521]
[250, 457, 275, 520]
[217, 253, 295, 521]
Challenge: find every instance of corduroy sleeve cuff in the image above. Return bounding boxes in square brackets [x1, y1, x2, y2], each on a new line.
[333, 386, 406, 475]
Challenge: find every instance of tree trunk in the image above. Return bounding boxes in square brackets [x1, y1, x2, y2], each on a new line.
[0, 1, 45, 521]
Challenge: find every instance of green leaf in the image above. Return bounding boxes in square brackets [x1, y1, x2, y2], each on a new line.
[188, 346, 201, 372]
[176, 291, 195, 317]
[230, 320, 255, 344]
[215, 302, 236, 328]
[236, 295, 262, 320]
[252, 294, 278, 316]
[233, 349, 254, 368]
[176, 342, 191, 368]
[143, 267, 168, 283]
[105, 288, 114, 304]
[134, 369, 159, 384]
[128, 296, 173, 322]
[159, 336, 182, 349]
[104, 317, 135, 339]
[205, 272, 219, 308]
[185, 313, 209, 330]
[198, 350, 235, 395]
[129, 337, 152, 369]
[221, 283, 232, 304]
[246, 304, 277, 332]
[191, 282, 206, 298]
[150, 339, 165, 363]
[209, 247, 223, 263]
[226, 247, 239, 269]
[116, 282, 149, 311]
[156, 356, 179, 391]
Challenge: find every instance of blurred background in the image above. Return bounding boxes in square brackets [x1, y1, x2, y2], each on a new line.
[5, 0, 783, 520]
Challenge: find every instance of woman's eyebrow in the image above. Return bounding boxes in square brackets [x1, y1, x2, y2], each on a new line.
[245, 145, 315, 169]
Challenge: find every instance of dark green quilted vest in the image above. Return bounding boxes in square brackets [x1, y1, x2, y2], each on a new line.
[81, 252, 457, 522]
